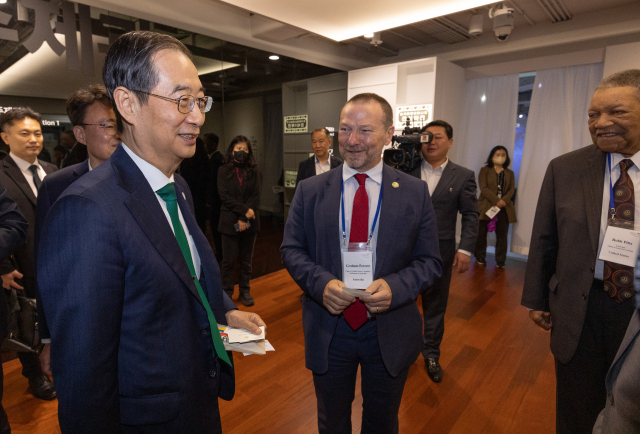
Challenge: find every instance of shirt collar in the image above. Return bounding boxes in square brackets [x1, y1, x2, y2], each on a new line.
[88, 158, 93, 171]
[611, 152, 640, 170]
[121, 143, 174, 192]
[343, 159, 383, 185]
[315, 155, 330, 165]
[422, 157, 449, 173]
[9, 152, 40, 172]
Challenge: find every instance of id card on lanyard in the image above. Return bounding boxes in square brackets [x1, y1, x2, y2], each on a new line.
[598, 154, 640, 267]
[340, 180, 382, 290]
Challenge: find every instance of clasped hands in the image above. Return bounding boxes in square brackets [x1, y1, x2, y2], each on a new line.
[322, 279, 392, 315]
[237, 208, 256, 232]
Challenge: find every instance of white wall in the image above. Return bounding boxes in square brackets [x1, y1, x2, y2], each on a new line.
[603, 41, 640, 78]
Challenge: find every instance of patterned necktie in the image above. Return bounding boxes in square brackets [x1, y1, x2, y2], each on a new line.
[28, 165, 41, 192]
[343, 173, 369, 330]
[604, 159, 636, 303]
[156, 182, 232, 366]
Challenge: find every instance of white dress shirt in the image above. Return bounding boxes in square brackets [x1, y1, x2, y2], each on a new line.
[315, 155, 331, 176]
[594, 151, 640, 280]
[122, 144, 202, 278]
[9, 153, 47, 197]
[339, 160, 383, 271]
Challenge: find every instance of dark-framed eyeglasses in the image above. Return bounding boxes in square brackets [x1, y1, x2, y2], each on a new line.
[135, 90, 213, 114]
[78, 121, 118, 137]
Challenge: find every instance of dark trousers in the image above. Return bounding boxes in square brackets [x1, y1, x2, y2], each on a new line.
[17, 351, 41, 379]
[312, 318, 409, 434]
[555, 280, 635, 434]
[475, 208, 509, 263]
[220, 232, 257, 296]
[421, 239, 456, 361]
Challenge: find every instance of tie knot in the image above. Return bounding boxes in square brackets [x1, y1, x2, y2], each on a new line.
[354, 173, 368, 186]
[28, 165, 38, 174]
[155, 182, 177, 203]
[620, 159, 635, 172]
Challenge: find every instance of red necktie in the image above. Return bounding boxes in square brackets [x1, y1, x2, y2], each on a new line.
[604, 159, 636, 303]
[344, 173, 369, 330]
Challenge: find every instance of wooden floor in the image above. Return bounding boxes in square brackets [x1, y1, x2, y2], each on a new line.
[1, 257, 556, 433]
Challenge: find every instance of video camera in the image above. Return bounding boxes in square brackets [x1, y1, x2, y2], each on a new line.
[382, 118, 433, 173]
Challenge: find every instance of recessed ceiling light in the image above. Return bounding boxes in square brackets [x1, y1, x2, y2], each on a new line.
[269, 55, 279, 60]
[364, 33, 374, 38]
[0, 0, 7, 4]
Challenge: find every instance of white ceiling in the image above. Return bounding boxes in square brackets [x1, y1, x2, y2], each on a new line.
[220, 0, 500, 41]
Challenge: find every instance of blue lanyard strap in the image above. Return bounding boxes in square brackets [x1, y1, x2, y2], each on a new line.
[608, 153, 615, 218]
[341, 177, 383, 245]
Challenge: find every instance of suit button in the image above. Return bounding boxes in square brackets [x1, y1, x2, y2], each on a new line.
[209, 369, 217, 378]
[200, 328, 210, 335]
[582, 293, 587, 300]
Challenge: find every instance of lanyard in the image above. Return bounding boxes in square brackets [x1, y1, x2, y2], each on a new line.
[315, 156, 329, 174]
[340, 177, 383, 246]
[608, 154, 615, 218]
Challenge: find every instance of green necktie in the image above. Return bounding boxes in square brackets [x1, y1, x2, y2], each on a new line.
[156, 182, 231, 366]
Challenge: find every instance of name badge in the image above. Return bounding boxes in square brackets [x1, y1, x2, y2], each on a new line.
[485, 206, 500, 219]
[598, 219, 640, 267]
[341, 243, 373, 290]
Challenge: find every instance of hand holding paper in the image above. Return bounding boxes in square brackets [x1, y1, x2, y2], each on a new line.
[225, 310, 265, 335]
[359, 278, 392, 314]
[323, 279, 353, 314]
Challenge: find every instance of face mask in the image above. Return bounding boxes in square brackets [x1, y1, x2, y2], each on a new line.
[493, 156, 506, 165]
[233, 150, 248, 163]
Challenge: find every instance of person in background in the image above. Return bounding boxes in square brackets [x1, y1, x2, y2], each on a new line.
[53, 145, 68, 168]
[0, 107, 57, 401]
[474, 146, 516, 268]
[217, 135, 260, 306]
[60, 129, 88, 168]
[0, 183, 28, 434]
[295, 127, 342, 188]
[180, 137, 209, 232]
[409, 120, 479, 383]
[205, 132, 224, 261]
[34, 84, 121, 377]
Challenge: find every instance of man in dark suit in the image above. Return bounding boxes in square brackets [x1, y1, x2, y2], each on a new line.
[409, 120, 479, 383]
[295, 127, 342, 188]
[205, 133, 224, 261]
[0, 107, 57, 401]
[0, 183, 28, 434]
[281, 93, 442, 433]
[34, 84, 121, 377]
[522, 69, 640, 434]
[37, 31, 264, 433]
[60, 129, 88, 168]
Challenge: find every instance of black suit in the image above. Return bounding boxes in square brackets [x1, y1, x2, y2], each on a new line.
[0, 183, 28, 434]
[34, 161, 90, 341]
[61, 143, 88, 168]
[295, 155, 342, 187]
[410, 161, 479, 361]
[0, 155, 57, 379]
[522, 145, 635, 434]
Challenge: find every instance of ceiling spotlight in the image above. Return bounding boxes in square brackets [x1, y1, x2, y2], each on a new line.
[370, 32, 382, 46]
[469, 13, 484, 36]
[364, 33, 374, 38]
[519, 114, 523, 118]
[269, 55, 279, 60]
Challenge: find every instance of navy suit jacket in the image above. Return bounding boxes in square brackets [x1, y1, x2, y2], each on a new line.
[37, 146, 236, 433]
[281, 163, 442, 377]
[34, 161, 90, 341]
[295, 154, 342, 188]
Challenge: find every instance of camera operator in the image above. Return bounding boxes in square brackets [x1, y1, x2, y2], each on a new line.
[408, 120, 479, 383]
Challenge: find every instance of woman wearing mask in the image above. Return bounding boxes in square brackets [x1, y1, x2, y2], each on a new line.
[217, 135, 261, 306]
[474, 146, 516, 268]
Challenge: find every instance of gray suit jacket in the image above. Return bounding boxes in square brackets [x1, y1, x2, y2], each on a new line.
[409, 160, 479, 252]
[593, 309, 640, 434]
[521, 145, 608, 364]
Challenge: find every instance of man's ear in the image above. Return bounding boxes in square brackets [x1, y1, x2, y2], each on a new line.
[73, 126, 87, 145]
[0, 132, 8, 146]
[113, 86, 138, 126]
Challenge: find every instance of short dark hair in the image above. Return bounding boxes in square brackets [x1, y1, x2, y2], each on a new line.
[66, 85, 113, 127]
[425, 120, 453, 139]
[102, 31, 192, 132]
[486, 146, 511, 169]
[203, 133, 219, 152]
[223, 135, 258, 176]
[0, 107, 41, 133]
[312, 128, 331, 141]
[595, 69, 640, 100]
[346, 93, 394, 129]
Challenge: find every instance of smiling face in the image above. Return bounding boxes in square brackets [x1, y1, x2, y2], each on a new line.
[422, 126, 452, 165]
[311, 130, 331, 161]
[338, 101, 394, 172]
[75, 102, 120, 167]
[588, 86, 640, 157]
[1, 117, 43, 164]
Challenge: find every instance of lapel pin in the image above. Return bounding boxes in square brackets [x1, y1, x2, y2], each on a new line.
[449, 187, 453, 192]
[392, 182, 399, 188]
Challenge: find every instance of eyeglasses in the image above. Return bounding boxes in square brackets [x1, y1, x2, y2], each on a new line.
[135, 90, 213, 114]
[78, 121, 118, 137]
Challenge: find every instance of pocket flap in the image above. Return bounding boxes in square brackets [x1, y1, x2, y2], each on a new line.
[120, 392, 179, 426]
